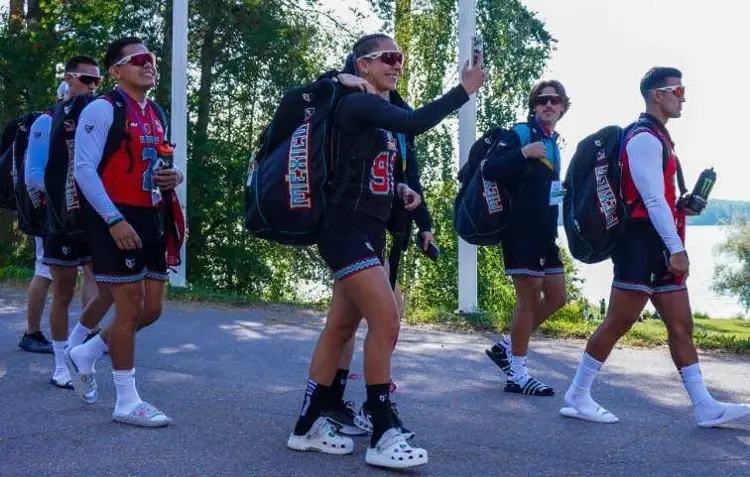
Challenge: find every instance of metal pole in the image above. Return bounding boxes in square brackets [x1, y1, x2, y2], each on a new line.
[169, 0, 188, 288]
[457, 0, 478, 313]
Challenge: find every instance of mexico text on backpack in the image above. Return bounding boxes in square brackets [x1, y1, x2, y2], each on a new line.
[245, 77, 351, 246]
[0, 118, 19, 210]
[453, 124, 534, 246]
[562, 119, 686, 264]
[11, 112, 46, 236]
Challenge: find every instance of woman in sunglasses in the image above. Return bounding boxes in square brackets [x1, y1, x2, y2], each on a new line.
[287, 33, 486, 469]
[484, 80, 571, 397]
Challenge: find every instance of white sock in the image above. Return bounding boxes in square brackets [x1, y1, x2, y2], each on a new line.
[52, 340, 69, 379]
[70, 335, 108, 374]
[113, 368, 143, 415]
[510, 355, 528, 382]
[680, 363, 722, 420]
[498, 335, 511, 352]
[569, 352, 602, 396]
[564, 353, 609, 413]
[68, 323, 93, 349]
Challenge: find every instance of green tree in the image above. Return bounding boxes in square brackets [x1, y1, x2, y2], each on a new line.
[714, 220, 750, 313]
[369, 0, 565, 317]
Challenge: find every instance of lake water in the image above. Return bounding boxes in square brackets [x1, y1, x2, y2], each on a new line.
[557, 225, 747, 318]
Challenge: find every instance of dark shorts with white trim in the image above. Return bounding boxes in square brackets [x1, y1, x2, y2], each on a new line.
[86, 203, 168, 284]
[501, 231, 564, 278]
[316, 209, 386, 282]
[611, 221, 686, 295]
[42, 233, 91, 268]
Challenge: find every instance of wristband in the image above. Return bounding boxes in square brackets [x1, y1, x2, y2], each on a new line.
[107, 216, 124, 227]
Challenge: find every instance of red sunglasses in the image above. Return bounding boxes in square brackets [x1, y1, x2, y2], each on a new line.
[534, 94, 562, 106]
[357, 50, 404, 66]
[113, 52, 156, 68]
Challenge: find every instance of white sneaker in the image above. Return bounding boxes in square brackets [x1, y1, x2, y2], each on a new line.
[287, 417, 354, 455]
[696, 402, 750, 428]
[365, 428, 428, 469]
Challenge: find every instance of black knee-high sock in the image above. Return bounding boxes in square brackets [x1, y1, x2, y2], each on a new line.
[367, 383, 394, 447]
[324, 369, 349, 410]
[294, 379, 330, 436]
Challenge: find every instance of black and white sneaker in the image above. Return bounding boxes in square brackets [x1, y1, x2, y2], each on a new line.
[322, 400, 367, 436]
[485, 337, 512, 374]
[504, 375, 554, 396]
[354, 402, 415, 440]
[18, 331, 53, 354]
[389, 402, 415, 440]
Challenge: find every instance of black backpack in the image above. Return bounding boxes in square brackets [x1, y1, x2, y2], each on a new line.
[562, 119, 687, 264]
[12, 112, 47, 236]
[0, 118, 19, 210]
[245, 78, 352, 246]
[44, 90, 169, 237]
[454, 123, 538, 245]
[46, 94, 95, 237]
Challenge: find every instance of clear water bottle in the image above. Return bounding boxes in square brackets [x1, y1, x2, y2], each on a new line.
[685, 167, 716, 214]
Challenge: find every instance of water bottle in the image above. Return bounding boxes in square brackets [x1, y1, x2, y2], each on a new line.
[685, 167, 716, 214]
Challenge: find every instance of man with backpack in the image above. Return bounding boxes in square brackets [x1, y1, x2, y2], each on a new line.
[482, 81, 570, 397]
[66, 37, 183, 427]
[560, 67, 750, 426]
[24, 56, 109, 388]
[1, 106, 53, 354]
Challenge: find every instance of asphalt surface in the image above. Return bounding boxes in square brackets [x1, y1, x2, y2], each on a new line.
[1, 285, 749, 477]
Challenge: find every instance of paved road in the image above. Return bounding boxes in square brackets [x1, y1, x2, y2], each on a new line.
[1, 286, 749, 476]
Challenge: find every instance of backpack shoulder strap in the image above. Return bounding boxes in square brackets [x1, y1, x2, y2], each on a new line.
[99, 91, 128, 175]
[149, 100, 169, 142]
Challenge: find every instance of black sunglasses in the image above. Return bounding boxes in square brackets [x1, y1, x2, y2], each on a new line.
[67, 72, 102, 87]
[534, 94, 562, 106]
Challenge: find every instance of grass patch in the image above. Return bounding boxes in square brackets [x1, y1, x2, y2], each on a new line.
[405, 303, 750, 355]
[0, 265, 34, 280]
[166, 282, 329, 311]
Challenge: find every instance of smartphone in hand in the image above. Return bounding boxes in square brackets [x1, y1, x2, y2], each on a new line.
[471, 33, 484, 67]
[416, 232, 439, 261]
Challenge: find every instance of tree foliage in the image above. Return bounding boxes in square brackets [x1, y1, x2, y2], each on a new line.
[0, 0, 579, 314]
[714, 220, 750, 312]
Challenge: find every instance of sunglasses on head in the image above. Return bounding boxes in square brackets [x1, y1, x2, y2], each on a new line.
[113, 52, 156, 68]
[534, 94, 562, 106]
[66, 72, 102, 87]
[357, 50, 404, 66]
[654, 85, 685, 99]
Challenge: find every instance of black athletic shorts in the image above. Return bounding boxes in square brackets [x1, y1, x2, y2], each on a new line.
[501, 231, 564, 278]
[86, 203, 168, 284]
[42, 233, 91, 268]
[316, 208, 387, 281]
[611, 221, 686, 295]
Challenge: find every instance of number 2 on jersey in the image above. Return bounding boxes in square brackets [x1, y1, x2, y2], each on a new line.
[369, 151, 395, 195]
[141, 147, 157, 192]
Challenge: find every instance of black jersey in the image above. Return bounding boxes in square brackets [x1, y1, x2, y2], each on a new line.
[333, 85, 468, 222]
